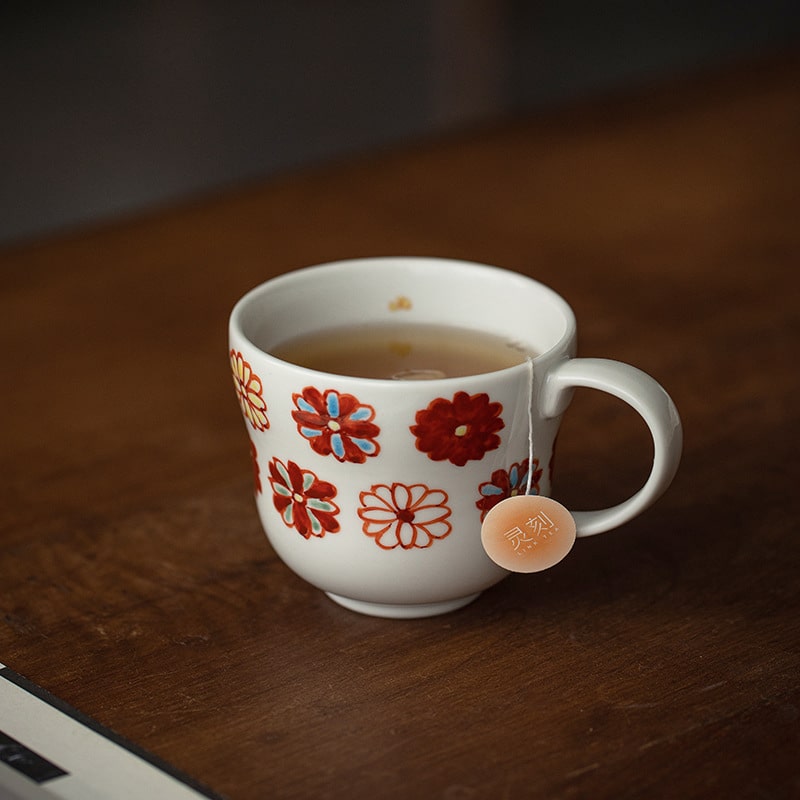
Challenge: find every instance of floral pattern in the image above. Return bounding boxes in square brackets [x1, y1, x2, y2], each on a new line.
[250, 439, 262, 494]
[358, 482, 452, 550]
[230, 349, 269, 431]
[268, 457, 340, 539]
[476, 458, 542, 520]
[292, 387, 380, 463]
[411, 391, 504, 466]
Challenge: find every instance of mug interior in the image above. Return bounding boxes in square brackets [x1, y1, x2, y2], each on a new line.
[232, 257, 575, 371]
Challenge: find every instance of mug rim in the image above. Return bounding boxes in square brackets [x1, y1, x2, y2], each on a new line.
[229, 256, 577, 386]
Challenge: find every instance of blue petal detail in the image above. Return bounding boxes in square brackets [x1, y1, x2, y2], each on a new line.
[308, 510, 322, 535]
[481, 485, 504, 497]
[297, 398, 316, 413]
[331, 433, 345, 459]
[349, 407, 372, 421]
[307, 499, 336, 512]
[352, 438, 376, 454]
[301, 427, 323, 438]
[326, 392, 340, 417]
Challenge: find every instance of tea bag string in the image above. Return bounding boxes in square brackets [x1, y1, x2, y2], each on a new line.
[525, 356, 536, 495]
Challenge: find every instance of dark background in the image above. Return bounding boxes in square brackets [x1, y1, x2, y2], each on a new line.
[2, 0, 799, 247]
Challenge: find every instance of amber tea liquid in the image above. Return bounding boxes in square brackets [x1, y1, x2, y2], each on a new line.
[271, 322, 534, 380]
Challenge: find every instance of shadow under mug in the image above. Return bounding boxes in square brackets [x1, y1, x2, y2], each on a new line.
[229, 257, 682, 618]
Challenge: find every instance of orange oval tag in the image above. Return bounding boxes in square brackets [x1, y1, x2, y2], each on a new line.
[481, 495, 576, 573]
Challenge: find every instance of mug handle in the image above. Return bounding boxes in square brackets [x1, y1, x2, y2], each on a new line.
[540, 358, 683, 536]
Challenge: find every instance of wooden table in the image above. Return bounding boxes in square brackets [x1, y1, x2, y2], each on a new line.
[2, 56, 799, 799]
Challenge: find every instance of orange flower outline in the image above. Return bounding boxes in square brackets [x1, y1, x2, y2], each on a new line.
[358, 482, 452, 550]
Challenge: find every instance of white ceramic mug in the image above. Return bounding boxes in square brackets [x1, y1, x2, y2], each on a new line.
[229, 257, 682, 618]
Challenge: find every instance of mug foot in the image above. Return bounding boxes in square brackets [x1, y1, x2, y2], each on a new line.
[325, 592, 481, 619]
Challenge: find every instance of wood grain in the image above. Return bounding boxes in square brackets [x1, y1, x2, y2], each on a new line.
[2, 56, 799, 799]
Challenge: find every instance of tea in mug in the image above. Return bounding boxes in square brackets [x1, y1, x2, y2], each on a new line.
[270, 321, 534, 380]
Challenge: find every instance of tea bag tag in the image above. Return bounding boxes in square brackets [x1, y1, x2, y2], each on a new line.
[481, 495, 576, 573]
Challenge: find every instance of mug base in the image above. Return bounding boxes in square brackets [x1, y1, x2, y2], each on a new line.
[325, 591, 481, 619]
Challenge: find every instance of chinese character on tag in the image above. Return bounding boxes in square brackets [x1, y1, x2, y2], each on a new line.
[525, 511, 558, 540]
[481, 495, 576, 573]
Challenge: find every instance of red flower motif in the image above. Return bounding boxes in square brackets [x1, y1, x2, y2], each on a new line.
[411, 391, 504, 466]
[268, 458, 340, 539]
[358, 482, 452, 550]
[230, 349, 269, 431]
[250, 439, 262, 494]
[476, 458, 542, 520]
[292, 387, 380, 463]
